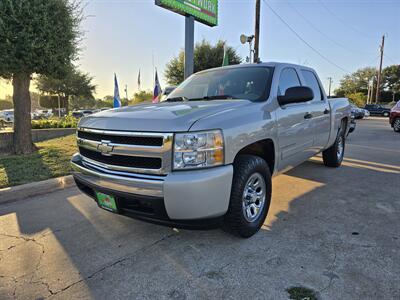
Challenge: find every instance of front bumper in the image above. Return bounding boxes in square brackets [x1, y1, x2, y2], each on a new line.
[71, 153, 233, 228]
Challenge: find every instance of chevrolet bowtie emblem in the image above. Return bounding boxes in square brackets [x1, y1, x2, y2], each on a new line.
[97, 141, 113, 155]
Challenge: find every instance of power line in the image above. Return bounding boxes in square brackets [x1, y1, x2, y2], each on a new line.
[384, 54, 398, 65]
[317, 0, 374, 39]
[262, 0, 350, 73]
[286, 1, 374, 56]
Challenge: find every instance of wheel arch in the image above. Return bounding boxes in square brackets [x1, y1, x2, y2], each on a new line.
[233, 139, 276, 175]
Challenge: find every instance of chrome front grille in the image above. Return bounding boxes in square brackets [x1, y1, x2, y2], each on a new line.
[76, 128, 173, 175]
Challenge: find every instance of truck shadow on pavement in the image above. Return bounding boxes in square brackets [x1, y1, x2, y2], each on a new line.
[0, 156, 399, 299]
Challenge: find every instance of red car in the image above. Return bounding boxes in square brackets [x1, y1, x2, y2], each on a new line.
[389, 101, 400, 132]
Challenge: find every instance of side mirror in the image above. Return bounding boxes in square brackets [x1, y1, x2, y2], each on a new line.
[278, 86, 314, 106]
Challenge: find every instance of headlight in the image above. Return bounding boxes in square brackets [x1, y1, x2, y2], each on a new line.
[173, 130, 224, 170]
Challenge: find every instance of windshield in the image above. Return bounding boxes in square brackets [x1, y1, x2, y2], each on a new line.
[168, 66, 274, 102]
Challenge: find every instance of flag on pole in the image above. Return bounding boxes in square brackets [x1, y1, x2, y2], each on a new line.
[153, 70, 162, 103]
[137, 69, 141, 91]
[113, 73, 121, 108]
[222, 46, 229, 66]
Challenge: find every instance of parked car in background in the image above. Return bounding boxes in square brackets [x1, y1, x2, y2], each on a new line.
[389, 101, 400, 132]
[72, 109, 94, 118]
[32, 109, 53, 120]
[350, 105, 365, 119]
[364, 104, 391, 117]
[0, 109, 14, 123]
[71, 63, 351, 238]
[160, 86, 177, 102]
[348, 111, 356, 136]
[363, 109, 370, 118]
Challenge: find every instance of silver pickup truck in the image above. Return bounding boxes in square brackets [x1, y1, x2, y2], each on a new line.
[71, 63, 351, 237]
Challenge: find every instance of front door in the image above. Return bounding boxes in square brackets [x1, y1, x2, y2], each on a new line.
[276, 68, 315, 172]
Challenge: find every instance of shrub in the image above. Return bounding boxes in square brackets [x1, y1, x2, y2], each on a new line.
[31, 115, 78, 129]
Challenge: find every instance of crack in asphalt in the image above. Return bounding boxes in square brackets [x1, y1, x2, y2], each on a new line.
[319, 245, 338, 293]
[35, 232, 178, 298]
[0, 233, 47, 298]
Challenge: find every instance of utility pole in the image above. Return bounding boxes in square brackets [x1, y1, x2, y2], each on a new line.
[327, 77, 333, 98]
[375, 35, 385, 103]
[367, 81, 371, 104]
[254, 0, 261, 63]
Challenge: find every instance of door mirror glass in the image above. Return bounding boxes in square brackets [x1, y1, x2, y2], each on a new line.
[278, 86, 314, 106]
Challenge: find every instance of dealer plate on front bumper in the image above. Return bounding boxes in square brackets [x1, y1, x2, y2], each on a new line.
[95, 191, 118, 212]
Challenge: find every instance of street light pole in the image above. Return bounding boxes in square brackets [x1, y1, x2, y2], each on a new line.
[327, 77, 332, 98]
[184, 16, 195, 79]
[254, 0, 261, 63]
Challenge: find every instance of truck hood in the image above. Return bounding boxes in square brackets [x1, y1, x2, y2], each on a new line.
[78, 100, 251, 132]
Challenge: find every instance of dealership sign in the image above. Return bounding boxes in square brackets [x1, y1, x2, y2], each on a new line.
[155, 0, 218, 27]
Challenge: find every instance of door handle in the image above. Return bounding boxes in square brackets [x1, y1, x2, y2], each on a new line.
[324, 109, 330, 114]
[304, 113, 313, 119]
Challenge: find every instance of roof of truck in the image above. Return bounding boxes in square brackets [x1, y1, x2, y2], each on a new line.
[197, 62, 316, 74]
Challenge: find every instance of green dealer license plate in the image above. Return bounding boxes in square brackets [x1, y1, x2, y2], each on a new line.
[96, 192, 118, 212]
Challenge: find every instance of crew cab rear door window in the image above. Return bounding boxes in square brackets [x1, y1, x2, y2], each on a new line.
[301, 70, 323, 101]
[278, 68, 301, 96]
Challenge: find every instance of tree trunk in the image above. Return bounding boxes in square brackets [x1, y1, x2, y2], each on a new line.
[12, 73, 36, 154]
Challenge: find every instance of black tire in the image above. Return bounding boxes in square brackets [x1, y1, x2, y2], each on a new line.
[224, 155, 272, 238]
[393, 118, 400, 133]
[383, 112, 389, 117]
[322, 121, 346, 168]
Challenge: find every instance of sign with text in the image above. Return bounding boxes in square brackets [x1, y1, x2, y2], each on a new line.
[155, 0, 218, 27]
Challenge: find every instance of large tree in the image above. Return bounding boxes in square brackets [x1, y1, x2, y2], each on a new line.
[382, 65, 400, 95]
[0, 0, 81, 154]
[165, 40, 242, 86]
[36, 66, 96, 112]
[334, 67, 377, 97]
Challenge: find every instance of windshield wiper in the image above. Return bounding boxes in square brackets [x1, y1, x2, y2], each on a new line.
[165, 96, 188, 102]
[190, 95, 238, 101]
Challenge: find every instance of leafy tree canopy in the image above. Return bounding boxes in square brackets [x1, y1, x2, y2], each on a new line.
[0, 0, 81, 79]
[133, 90, 153, 104]
[36, 66, 96, 100]
[334, 67, 376, 97]
[165, 40, 242, 86]
[346, 92, 367, 107]
[382, 64, 400, 94]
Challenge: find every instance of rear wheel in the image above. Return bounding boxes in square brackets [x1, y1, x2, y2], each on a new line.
[383, 111, 389, 117]
[224, 155, 272, 238]
[394, 118, 400, 132]
[323, 121, 346, 167]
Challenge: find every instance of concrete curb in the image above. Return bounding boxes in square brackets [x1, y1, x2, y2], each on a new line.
[0, 175, 75, 204]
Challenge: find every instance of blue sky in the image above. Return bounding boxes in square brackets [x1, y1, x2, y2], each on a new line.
[1, 0, 399, 99]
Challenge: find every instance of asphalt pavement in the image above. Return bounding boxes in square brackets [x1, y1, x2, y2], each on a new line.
[0, 117, 399, 299]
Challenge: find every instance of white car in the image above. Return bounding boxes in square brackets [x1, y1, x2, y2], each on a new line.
[0, 109, 14, 123]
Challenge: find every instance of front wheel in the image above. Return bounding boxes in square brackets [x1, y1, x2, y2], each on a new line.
[393, 118, 400, 132]
[224, 155, 272, 238]
[383, 112, 389, 117]
[323, 122, 346, 167]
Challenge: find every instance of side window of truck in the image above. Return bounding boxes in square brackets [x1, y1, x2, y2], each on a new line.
[301, 70, 323, 101]
[278, 68, 301, 96]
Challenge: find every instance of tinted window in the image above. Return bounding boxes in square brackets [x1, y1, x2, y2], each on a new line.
[169, 67, 274, 102]
[301, 70, 323, 100]
[278, 68, 300, 96]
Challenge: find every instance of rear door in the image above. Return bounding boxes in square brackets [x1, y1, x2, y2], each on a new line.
[276, 67, 315, 171]
[301, 69, 331, 152]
